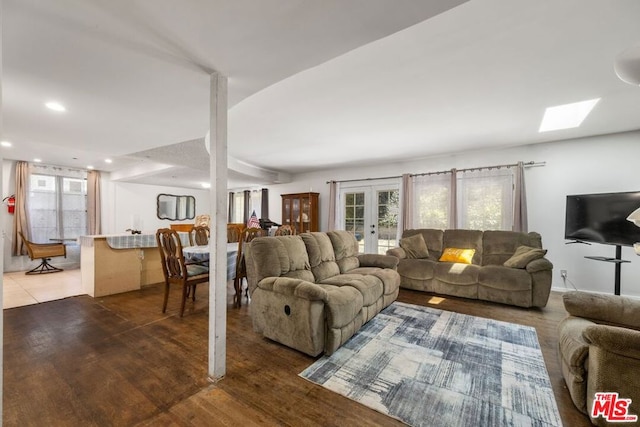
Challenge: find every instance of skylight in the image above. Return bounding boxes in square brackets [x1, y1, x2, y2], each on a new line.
[45, 101, 66, 112]
[538, 98, 600, 132]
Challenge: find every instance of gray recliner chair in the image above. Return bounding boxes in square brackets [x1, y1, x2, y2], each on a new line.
[557, 291, 640, 426]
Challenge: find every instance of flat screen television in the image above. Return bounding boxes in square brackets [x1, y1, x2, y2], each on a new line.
[565, 191, 640, 247]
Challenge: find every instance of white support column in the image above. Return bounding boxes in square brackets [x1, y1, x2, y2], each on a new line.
[208, 71, 228, 380]
[0, 0, 5, 416]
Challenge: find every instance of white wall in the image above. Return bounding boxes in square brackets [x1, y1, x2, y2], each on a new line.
[263, 130, 640, 298]
[102, 179, 211, 235]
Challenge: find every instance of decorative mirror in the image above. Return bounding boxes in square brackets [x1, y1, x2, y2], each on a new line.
[157, 193, 196, 220]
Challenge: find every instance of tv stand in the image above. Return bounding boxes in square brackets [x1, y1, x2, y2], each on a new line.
[584, 245, 629, 295]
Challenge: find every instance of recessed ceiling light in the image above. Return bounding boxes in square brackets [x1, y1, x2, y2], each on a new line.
[33, 158, 42, 163]
[104, 158, 112, 164]
[45, 101, 66, 112]
[1, 141, 12, 147]
[539, 98, 600, 132]
[201, 182, 211, 189]
[87, 165, 94, 170]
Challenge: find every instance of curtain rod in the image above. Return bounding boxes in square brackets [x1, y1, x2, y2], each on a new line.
[326, 161, 545, 184]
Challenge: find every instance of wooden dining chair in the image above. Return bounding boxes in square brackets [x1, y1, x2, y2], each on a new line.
[18, 231, 67, 275]
[233, 227, 265, 308]
[189, 225, 210, 246]
[156, 228, 209, 317]
[274, 224, 296, 236]
[226, 223, 244, 243]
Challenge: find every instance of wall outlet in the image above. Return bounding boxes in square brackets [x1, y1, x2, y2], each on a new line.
[560, 270, 567, 279]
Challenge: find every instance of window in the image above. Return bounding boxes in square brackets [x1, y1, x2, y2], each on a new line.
[457, 169, 513, 230]
[413, 174, 451, 229]
[232, 193, 244, 223]
[249, 190, 262, 220]
[412, 168, 515, 231]
[29, 166, 87, 242]
[229, 190, 262, 224]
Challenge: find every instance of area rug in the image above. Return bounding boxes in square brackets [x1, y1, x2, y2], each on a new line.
[300, 302, 562, 427]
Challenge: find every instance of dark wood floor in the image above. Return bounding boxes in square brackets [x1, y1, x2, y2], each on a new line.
[3, 281, 591, 426]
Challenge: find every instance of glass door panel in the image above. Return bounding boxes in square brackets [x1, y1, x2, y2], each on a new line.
[283, 199, 291, 225]
[344, 192, 365, 253]
[377, 189, 399, 254]
[292, 198, 300, 232]
[341, 184, 399, 254]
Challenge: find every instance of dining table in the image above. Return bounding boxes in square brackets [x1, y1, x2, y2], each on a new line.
[182, 242, 238, 281]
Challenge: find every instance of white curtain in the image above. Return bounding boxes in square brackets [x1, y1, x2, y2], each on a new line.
[457, 167, 513, 230]
[412, 172, 453, 230]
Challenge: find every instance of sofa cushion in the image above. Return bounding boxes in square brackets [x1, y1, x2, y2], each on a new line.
[435, 262, 480, 285]
[400, 233, 429, 259]
[327, 230, 360, 273]
[503, 245, 547, 268]
[301, 232, 341, 282]
[398, 258, 437, 281]
[347, 266, 401, 295]
[357, 254, 399, 270]
[319, 274, 384, 307]
[439, 248, 475, 264]
[249, 236, 315, 286]
[482, 230, 543, 266]
[478, 265, 532, 291]
[442, 229, 483, 264]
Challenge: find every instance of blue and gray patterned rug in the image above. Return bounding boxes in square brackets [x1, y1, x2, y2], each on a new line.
[300, 302, 562, 426]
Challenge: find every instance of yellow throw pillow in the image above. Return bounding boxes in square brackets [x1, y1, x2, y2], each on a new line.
[439, 248, 476, 264]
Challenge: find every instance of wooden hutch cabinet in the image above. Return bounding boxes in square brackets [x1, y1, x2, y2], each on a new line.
[281, 192, 319, 233]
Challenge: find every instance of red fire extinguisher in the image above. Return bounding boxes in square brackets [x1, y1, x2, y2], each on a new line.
[4, 195, 15, 214]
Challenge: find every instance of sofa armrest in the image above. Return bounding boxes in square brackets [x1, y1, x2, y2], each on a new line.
[525, 257, 553, 273]
[386, 247, 406, 259]
[583, 324, 640, 360]
[257, 277, 328, 302]
[357, 254, 399, 269]
[563, 291, 640, 330]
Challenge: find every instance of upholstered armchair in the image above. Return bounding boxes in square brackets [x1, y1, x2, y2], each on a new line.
[557, 291, 640, 426]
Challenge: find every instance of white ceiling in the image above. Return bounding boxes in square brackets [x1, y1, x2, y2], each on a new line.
[3, 0, 640, 189]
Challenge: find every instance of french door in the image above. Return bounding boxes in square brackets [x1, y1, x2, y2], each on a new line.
[341, 183, 400, 254]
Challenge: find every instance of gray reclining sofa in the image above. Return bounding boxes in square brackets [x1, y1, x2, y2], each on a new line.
[245, 230, 400, 356]
[387, 229, 553, 308]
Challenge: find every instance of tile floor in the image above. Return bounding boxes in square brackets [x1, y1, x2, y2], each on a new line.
[3, 269, 84, 309]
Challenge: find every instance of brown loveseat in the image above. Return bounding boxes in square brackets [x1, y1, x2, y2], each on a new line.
[558, 292, 640, 426]
[245, 230, 400, 356]
[386, 229, 553, 308]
